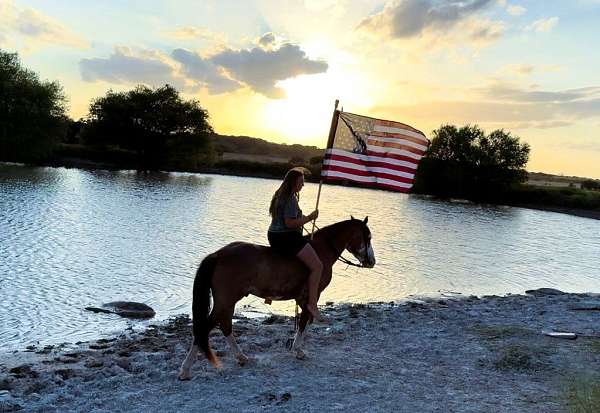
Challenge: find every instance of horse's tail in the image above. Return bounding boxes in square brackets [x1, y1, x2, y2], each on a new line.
[192, 253, 220, 368]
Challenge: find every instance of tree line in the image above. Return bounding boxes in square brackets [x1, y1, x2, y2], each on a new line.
[5, 48, 587, 204]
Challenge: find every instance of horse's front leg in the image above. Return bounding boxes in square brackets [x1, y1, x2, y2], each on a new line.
[291, 305, 311, 360]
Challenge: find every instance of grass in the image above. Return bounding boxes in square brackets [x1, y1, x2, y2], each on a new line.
[565, 376, 600, 413]
[507, 185, 600, 210]
[494, 345, 536, 371]
[469, 324, 533, 340]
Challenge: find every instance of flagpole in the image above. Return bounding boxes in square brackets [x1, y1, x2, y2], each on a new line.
[310, 99, 340, 240]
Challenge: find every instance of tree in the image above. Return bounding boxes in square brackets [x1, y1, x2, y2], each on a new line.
[81, 84, 214, 170]
[0, 50, 67, 162]
[413, 124, 530, 200]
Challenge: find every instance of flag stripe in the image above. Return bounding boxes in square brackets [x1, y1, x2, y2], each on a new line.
[326, 149, 419, 170]
[325, 112, 428, 192]
[365, 149, 422, 164]
[367, 139, 426, 156]
[375, 118, 425, 135]
[371, 127, 429, 145]
[324, 157, 416, 177]
[324, 165, 414, 184]
[322, 171, 411, 191]
[367, 134, 429, 151]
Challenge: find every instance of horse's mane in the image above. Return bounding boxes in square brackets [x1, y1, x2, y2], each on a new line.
[312, 219, 357, 239]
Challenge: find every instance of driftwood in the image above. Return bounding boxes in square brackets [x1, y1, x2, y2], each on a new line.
[542, 330, 577, 340]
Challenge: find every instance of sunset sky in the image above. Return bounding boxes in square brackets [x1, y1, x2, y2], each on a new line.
[2, 0, 600, 178]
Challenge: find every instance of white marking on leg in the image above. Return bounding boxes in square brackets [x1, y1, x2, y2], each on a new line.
[226, 334, 248, 365]
[178, 339, 198, 380]
[292, 329, 307, 359]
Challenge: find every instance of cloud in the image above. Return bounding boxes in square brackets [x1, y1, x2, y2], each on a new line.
[356, 0, 505, 51]
[371, 83, 600, 131]
[357, 0, 495, 38]
[80, 47, 185, 89]
[303, 0, 341, 12]
[0, 1, 88, 49]
[171, 48, 240, 94]
[209, 42, 328, 98]
[164, 26, 227, 44]
[526, 17, 559, 32]
[502, 63, 562, 76]
[80, 35, 328, 99]
[257, 32, 277, 49]
[478, 84, 600, 103]
[506, 4, 526, 16]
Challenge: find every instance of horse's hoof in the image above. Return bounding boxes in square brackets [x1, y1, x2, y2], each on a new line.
[295, 349, 307, 360]
[236, 354, 249, 366]
[178, 369, 192, 381]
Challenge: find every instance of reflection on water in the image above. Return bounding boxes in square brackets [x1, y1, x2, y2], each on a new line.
[1, 163, 599, 351]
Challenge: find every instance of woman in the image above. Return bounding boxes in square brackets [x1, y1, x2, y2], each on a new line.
[268, 167, 322, 318]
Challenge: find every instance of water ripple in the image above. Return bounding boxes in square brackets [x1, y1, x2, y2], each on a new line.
[1, 163, 600, 351]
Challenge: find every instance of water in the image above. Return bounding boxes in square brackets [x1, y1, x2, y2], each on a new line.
[1, 163, 599, 351]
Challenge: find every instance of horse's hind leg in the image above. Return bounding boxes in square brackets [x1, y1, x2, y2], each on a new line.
[216, 305, 249, 366]
[179, 314, 217, 380]
[291, 306, 311, 360]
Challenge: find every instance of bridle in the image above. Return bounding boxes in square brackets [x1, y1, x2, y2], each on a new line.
[309, 221, 370, 268]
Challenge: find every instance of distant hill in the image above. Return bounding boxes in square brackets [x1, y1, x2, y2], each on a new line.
[211, 134, 324, 163]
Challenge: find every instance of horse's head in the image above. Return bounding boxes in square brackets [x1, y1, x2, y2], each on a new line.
[346, 216, 376, 268]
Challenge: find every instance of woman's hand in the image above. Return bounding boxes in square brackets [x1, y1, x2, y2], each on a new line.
[307, 209, 319, 221]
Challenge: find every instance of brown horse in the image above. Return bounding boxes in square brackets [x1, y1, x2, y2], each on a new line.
[178, 217, 375, 380]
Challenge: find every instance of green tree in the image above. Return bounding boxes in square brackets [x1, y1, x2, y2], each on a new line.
[0, 50, 67, 162]
[81, 84, 214, 170]
[413, 124, 530, 200]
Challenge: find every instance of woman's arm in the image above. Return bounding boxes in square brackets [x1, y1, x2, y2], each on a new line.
[284, 210, 318, 229]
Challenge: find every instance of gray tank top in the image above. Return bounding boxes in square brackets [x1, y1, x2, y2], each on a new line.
[268, 195, 302, 233]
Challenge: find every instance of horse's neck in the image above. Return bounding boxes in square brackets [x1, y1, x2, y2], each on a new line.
[314, 222, 354, 266]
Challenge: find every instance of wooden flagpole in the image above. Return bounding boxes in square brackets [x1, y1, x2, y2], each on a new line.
[292, 100, 339, 332]
[310, 99, 340, 239]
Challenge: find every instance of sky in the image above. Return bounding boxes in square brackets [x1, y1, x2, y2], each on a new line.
[1, 0, 600, 178]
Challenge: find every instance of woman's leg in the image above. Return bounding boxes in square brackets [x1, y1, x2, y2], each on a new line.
[296, 243, 323, 318]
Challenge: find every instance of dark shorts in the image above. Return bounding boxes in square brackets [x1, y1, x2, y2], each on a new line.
[267, 230, 309, 256]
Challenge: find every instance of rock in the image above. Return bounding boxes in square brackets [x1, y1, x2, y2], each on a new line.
[116, 358, 131, 371]
[85, 301, 155, 319]
[54, 369, 77, 380]
[8, 365, 37, 379]
[525, 288, 565, 296]
[262, 314, 287, 325]
[84, 359, 104, 368]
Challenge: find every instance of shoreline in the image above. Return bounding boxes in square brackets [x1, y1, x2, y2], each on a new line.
[14, 159, 600, 222]
[2, 291, 600, 412]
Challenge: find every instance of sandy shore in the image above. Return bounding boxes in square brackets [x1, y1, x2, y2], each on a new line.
[2, 290, 600, 412]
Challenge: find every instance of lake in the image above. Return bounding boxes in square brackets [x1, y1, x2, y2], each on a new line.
[1, 163, 599, 351]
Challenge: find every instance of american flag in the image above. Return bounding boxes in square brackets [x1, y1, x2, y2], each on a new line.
[321, 111, 429, 192]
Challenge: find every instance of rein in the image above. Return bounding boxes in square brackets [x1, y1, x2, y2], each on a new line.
[307, 223, 365, 268]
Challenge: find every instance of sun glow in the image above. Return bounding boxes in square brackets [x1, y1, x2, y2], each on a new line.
[262, 68, 374, 147]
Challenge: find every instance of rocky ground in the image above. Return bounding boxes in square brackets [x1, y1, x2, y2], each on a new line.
[1, 290, 600, 412]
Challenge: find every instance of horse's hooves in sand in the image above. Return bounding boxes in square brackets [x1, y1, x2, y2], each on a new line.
[178, 369, 192, 381]
[236, 354, 250, 366]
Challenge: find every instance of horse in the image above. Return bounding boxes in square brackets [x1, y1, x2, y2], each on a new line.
[178, 216, 375, 380]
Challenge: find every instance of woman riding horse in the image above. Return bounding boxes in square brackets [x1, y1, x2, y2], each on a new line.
[178, 183, 376, 380]
[267, 167, 320, 318]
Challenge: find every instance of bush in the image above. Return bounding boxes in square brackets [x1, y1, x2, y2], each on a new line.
[413, 124, 530, 201]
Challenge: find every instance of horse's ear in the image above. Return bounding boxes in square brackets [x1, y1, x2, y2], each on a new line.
[363, 216, 368, 224]
[350, 215, 355, 221]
